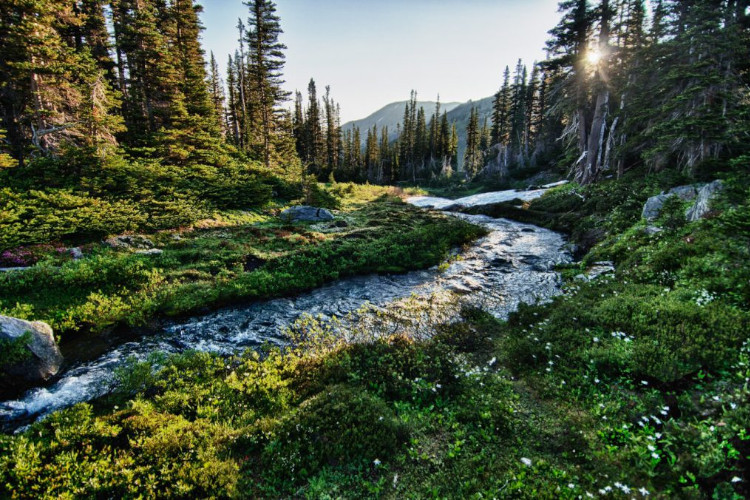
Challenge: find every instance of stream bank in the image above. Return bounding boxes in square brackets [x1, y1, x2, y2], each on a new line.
[0, 188, 571, 430]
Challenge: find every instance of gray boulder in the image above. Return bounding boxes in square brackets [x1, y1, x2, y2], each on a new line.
[642, 181, 723, 223]
[70, 247, 84, 260]
[280, 206, 334, 223]
[0, 315, 63, 393]
[668, 185, 699, 201]
[105, 235, 154, 250]
[642, 194, 671, 221]
[686, 180, 724, 222]
[135, 249, 164, 256]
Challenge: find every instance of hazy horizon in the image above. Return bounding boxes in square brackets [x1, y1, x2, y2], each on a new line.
[200, 0, 562, 123]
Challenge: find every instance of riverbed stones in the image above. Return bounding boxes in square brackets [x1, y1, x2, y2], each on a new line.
[0, 315, 63, 395]
[280, 206, 335, 223]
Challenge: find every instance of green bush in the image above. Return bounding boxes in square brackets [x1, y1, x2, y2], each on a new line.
[262, 385, 408, 481]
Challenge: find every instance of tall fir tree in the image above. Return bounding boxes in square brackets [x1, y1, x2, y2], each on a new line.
[464, 106, 482, 178]
[245, 0, 291, 169]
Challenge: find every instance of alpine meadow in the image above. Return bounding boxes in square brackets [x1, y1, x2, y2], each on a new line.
[0, 0, 749, 498]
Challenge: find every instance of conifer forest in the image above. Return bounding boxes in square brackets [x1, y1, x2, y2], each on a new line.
[0, 1, 749, 498]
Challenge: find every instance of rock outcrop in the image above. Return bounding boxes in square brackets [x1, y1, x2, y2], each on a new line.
[642, 181, 723, 223]
[280, 206, 335, 223]
[686, 180, 724, 222]
[0, 315, 63, 396]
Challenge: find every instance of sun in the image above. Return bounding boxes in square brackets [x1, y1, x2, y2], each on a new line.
[586, 49, 602, 66]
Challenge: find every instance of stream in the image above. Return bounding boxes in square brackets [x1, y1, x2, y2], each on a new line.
[0, 187, 571, 431]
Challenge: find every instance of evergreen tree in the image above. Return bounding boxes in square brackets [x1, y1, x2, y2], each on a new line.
[428, 97, 442, 174]
[226, 54, 242, 145]
[169, 0, 214, 120]
[304, 78, 324, 170]
[380, 126, 392, 183]
[245, 0, 290, 169]
[365, 124, 380, 181]
[351, 126, 363, 178]
[208, 52, 228, 136]
[323, 85, 340, 175]
[112, 0, 181, 142]
[491, 66, 512, 146]
[630, 0, 750, 173]
[0, 0, 123, 162]
[415, 106, 428, 176]
[509, 59, 528, 157]
[464, 106, 482, 178]
[292, 90, 305, 160]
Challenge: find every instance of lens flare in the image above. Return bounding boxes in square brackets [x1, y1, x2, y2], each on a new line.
[586, 49, 602, 66]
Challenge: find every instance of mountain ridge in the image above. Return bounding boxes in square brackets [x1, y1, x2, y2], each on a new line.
[342, 96, 495, 168]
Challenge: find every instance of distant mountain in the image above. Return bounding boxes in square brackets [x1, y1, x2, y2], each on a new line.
[342, 96, 494, 169]
[342, 101, 462, 140]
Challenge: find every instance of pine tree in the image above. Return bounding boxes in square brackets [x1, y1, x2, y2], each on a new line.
[351, 126, 363, 179]
[415, 106, 428, 177]
[380, 126, 391, 183]
[545, 0, 592, 149]
[323, 86, 340, 174]
[631, 0, 750, 173]
[440, 111, 452, 168]
[112, 0, 181, 141]
[304, 78, 324, 170]
[365, 125, 380, 181]
[208, 52, 228, 136]
[226, 54, 242, 145]
[464, 106, 482, 178]
[170, 0, 213, 120]
[78, 0, 117, 85]
[428, 97, 442, 174]
[509, 59, 528, 157]
[292, 90, 305, 160]
[245, 0, 290, 169]
[0, 129, 17, 169]
[0, 0, 123, 162]
[491, 66, 512, 146]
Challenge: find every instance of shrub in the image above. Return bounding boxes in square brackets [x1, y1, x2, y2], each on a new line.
[261, 385, 408, 481]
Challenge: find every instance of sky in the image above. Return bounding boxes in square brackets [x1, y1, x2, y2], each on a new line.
[200, 0, 563, 124]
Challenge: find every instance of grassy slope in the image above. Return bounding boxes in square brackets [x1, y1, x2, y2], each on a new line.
[1, 168, 749, 498]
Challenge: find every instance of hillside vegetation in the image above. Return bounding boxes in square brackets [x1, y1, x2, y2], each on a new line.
[2, 165, 748, 498]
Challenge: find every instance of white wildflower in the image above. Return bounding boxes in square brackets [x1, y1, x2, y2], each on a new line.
[521, 457, 532, 467]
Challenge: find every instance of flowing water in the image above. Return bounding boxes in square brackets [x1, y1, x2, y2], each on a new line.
[0, 189, 571, 430]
